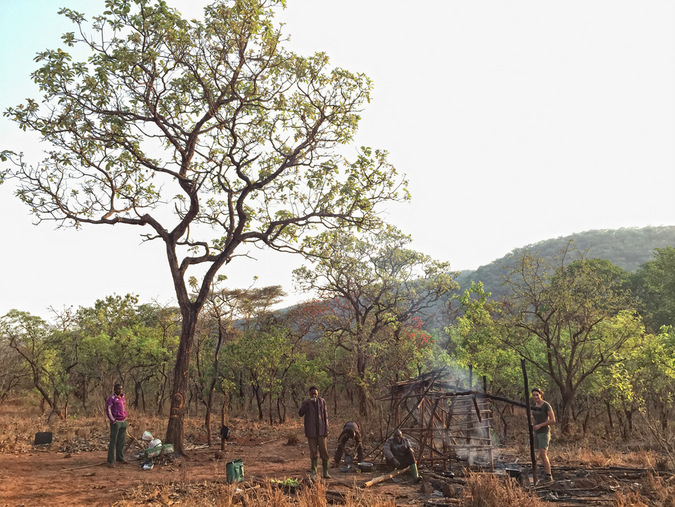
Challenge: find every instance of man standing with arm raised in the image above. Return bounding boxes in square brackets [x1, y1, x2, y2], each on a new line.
[299, 386, 331, 479]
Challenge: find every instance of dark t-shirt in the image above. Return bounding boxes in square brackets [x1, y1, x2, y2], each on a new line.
[531, 401, 552, 434]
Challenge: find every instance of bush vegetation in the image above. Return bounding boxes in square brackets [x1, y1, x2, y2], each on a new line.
[2, 230, 675, 506]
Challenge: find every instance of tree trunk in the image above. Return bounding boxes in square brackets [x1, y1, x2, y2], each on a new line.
[268, 387, 274, 425]
[357, 383, 368, 417]
[220, 395, 229, 451]
[356, 349, 368, 417]
[582, 409, 590, 435]
[165, 307, 199, 455]
[82, 377, 87, 409]
[558, 389, 575, 436]
[133, 381, 141, 410]
[624, 408, 634, 437]
[252, 382, 264, 420]
[238, 372, 245, 406]
[205, 407, 212, 446]
[658, 401, 670, 431]
[277, 394, 286, 423]
[204, 326, 224, 447]
[157, 365, 169, 415]
[494, 404, 509, 442]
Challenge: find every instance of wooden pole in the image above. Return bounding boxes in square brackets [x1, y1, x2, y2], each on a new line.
[126, 430, 145, 451]
[363, 466, 410, 487]
[481, 375, 494, 471]
[521, 359, 538, 484]
[471, 395, 482, 422]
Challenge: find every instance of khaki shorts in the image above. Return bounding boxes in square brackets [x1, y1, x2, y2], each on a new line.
[534, 431, 550, 450]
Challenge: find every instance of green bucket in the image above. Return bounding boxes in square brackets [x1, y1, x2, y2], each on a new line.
[145, 446, 162, 458]
[226, 459, 244, 484]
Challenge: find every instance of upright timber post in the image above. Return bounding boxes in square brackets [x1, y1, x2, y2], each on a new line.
[483, 376, 493, 471]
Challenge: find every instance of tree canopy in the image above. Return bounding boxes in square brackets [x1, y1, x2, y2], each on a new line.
[456, 226, 675, 301]
[294, 225, 456, 415]
[2, 0, 406, 452]
[491, 247, 640, 433]
[631, 247, 675, 331]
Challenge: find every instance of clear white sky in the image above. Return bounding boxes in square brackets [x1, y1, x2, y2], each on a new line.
[0, 0, 673, 318]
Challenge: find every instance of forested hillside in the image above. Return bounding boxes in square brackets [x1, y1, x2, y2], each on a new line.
[455, 226, 675, 300]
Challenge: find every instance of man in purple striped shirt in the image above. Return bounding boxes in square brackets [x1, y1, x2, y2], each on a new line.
[106, 383, 128, 467]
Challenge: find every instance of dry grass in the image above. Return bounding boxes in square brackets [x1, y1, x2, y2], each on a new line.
[555, 439, 663, 470]
[556, 443, 625, 467]
[461, 471, 545, 507]
[0, 394, 301, 454]
[286, 431, 301, 446]
[503, 434, 669, 472]
[4, 395, 675, 506]
[115, 479, 396, 506]
[612, 474, 675, 506]
[0, 409, 179, 453]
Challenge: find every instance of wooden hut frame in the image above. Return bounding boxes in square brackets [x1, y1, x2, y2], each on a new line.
[384, 369, 495, 471]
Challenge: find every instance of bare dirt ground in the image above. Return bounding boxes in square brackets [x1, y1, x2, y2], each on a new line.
[0, 435, 424, 506]
[1, 433, 671, 506]
[0, 400, 672, 507]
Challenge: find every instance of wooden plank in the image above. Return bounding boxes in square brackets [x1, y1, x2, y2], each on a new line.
[363, 466, 410, 488]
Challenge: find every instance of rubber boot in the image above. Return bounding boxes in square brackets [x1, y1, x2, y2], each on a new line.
[322, 459, 332, 479]
[310, 458, 318, 478]
[410, 463, 421, 482]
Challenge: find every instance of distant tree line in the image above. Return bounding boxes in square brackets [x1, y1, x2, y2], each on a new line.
[0, 227, 455, 436]
[456, 226, 675, 300]
[449, 242, 675, 444]
[2, 235, 674, 449]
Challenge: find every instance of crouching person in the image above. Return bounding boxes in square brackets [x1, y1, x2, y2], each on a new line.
[383, 429, 420, 481]
[334, 421, 365, 465]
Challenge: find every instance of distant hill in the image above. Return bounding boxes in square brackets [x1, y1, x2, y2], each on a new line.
[288, 226, 675, 330]
[455, 226, 675, 301]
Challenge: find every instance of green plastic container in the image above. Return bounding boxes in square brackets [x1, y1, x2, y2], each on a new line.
[145, 446, 162, 458]
[226, 459, 244, 484]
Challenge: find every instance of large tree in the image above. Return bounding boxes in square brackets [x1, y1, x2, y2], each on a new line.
[293, 225, 455, 416]
[74, 295, 177, 410]
[449, 282, 528, 441]
[497, 246, 640, 433]
[0, 311, 72, 419]
[3, 0, 406, 452]
[631, 247, 675, 331]
[193, 284, 285, 438]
